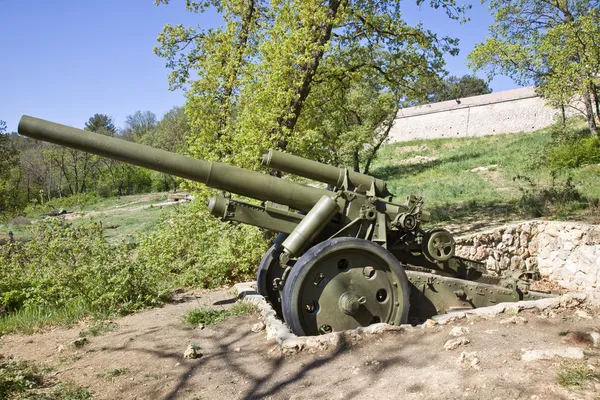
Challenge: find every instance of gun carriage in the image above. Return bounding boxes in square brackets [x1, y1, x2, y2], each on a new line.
[18, 116, 551, 336]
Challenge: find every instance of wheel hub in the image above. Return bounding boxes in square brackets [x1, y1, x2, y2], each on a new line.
[338, 292, 366, 315]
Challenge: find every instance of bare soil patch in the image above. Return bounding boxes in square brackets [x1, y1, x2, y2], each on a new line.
[2, 288, 599, 400]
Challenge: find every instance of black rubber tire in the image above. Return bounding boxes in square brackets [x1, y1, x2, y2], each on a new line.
[256, 233, 286, 317]
[281, 237, 410, 336]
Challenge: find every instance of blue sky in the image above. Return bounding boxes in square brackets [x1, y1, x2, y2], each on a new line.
[1, 0, 516, 133]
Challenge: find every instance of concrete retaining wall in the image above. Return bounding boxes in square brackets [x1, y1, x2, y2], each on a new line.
[455, 221, 600, 292]
[389, 87, 571, 142]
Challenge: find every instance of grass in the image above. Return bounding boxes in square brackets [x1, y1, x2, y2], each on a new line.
[0, 355, 91, 400]
[0, 301, 110, 336]
[370, 119, 599, 223]
[185, 302, 257, 327]
[99, 368, 129, 380]
[556, 361, 600, 388]
[0, 192, 171, 244]
[79, 321, 118, 337]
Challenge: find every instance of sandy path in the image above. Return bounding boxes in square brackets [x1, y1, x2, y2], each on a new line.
[1, 288, 599, 400]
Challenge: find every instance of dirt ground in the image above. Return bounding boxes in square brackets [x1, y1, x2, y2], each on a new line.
[1, 288, 599, 400]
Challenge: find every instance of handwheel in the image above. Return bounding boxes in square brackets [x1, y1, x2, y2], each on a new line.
[423, 229, 455, 262]
[257, 233, 287, 317]
[281, 237, 410, 336]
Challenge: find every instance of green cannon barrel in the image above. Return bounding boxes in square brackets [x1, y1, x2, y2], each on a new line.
[18, 116, 330, 213]
[261, 150, 390, 197]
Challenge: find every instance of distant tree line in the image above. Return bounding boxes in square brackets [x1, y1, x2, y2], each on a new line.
[0, 107, 189, 216]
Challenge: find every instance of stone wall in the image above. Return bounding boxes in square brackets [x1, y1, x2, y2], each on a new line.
[388, 87, 576, 143]
[455, 221, 600, 291]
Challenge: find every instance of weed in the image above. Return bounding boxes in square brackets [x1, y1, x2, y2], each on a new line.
[0, 301, 92, 335]
[558, 330, 571, 336]
[79, 321, 117, 337]
[100, 368, 129, 380]
[513, 175, 586, 217]
[185, 302, 257, 327]
[0, 355, 90, 399]
[73, 338, 89, 348]
[557, 362, 598, 388]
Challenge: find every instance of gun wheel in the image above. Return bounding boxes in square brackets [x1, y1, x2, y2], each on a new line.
[281, 237, 410, 336]
[257, 237, 286, 318]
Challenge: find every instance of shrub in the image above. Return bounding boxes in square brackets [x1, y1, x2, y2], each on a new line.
[547, 135, 600, 170]
[136, 198, 267, 289]
[0, 219, 168, 315]
[513, 175, 585, 217]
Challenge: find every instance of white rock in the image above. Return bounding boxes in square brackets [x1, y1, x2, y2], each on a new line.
[521, 347, 584, 362]
[590, 332, 600, 348]
[183, 345, 201, 359]
[457, 351, 481, 370]
[421, 319, 438, 328]
[449, 326, 470, 337]
[545, 225, 560, 237]
[444, 336, 470, 351]
[575, 310, 593, 319]
[251, 321, 266, 332]
[499, 316, 528, 325]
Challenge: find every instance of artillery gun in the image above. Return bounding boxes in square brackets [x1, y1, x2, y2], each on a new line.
[18, 115, 551, 336]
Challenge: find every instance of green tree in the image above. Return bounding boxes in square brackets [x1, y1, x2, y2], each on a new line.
[140, 107, 189, 191]
[85, 113, 117, 135]
[155, 0, 469, 175]
[431, 75, 492, 103]
[122, 111, 158, 141]
[468, 0, 599, 135]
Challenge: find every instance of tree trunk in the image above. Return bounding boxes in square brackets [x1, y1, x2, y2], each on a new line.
[363, 111, 398, 175]
[352, 149, 360, 172]
[276, 0, 344, 150]
[592, 83, 600, 125]
[583, 88, 598, 136]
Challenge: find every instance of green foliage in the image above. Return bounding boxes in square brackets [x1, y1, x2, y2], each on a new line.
[513, 175, 585, 218]
[85, 114, 117, 135]
[430, 75, 492, 103]
[122, 111, 157, 141]
[369, 120, 600, 223]
[100, 368, 129, 379]
[468, 0, 600, 135]
[155, 0, 469, 175]
[0, 355, 44, 399]
[547, 136, 600, 170]
[0, 355, 91, 400]
[79, 321, 117, 337]
[0, 300, 91, 335]
[0, 220, 168, 316]
[137, 198, 267, 288]
[185, 301, 257, 327]
[556, 362, 599, 388]
[24, 192, 101, 216]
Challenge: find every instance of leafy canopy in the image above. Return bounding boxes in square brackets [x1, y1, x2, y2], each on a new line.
[468, 0, 600, 135]
[155, 0, 470, 173]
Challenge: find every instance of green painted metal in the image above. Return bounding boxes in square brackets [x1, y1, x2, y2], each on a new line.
[281, 195, 340, 258]
[262, 149, 391, 197]
[18, 116, 329, 213]
[18, 114, 556, 337]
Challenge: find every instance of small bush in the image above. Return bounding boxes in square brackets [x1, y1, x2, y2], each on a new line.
[0, 219, 169, 317]
[136, 198, 267, 289]
[547, 136, 600, 170]
[513, 175, 586, 217]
